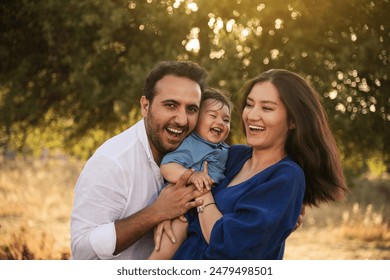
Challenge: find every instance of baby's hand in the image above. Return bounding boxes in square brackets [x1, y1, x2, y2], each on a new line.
[189, 172, 214, 193]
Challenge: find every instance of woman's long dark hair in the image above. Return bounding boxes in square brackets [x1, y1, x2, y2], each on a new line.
[240, 69, 348, 206]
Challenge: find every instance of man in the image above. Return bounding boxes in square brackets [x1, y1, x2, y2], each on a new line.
[70, 61, 208, 259]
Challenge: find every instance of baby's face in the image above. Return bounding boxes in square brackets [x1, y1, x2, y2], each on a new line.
[194, 99, 231, 144]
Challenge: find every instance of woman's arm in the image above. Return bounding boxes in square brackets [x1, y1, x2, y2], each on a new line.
[196, 192, 222, 243]
[202, 167, 305, 259]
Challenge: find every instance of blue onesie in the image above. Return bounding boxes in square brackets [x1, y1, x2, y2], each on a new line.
[161, 132, 229, 184]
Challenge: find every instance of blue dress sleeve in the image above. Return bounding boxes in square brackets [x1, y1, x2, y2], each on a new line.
[205, 162, 305, 259]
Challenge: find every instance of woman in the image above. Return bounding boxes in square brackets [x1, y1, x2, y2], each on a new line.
[161, 69, 348, 259]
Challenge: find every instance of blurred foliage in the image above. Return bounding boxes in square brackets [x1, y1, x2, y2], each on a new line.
[0, 0, 389, 179]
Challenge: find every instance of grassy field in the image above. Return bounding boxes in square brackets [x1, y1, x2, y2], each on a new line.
[0, 156, 389, 260]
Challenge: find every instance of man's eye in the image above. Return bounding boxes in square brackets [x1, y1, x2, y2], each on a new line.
[166, 103, 176, 108]
[188, 107, 199, 113]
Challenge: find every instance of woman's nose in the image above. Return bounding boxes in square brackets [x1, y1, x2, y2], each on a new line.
[248, 107, 262, 121]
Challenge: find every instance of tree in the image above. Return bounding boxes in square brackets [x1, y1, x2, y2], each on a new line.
[1, 0, 389, 176]
[0, 0, 201, 155]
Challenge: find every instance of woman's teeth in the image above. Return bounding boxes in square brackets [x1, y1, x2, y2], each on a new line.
[249, 125, 265, 131]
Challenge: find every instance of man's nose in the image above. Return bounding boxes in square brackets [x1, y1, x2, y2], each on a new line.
[174, 109, 188, 126]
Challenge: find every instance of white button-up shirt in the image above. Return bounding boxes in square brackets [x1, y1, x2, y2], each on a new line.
[70, 119, 164, 259]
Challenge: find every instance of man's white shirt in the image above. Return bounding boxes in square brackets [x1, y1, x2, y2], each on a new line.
[70, 119, 164, 259]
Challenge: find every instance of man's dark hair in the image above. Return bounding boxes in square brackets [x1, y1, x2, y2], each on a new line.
[143, 61, 209, 102]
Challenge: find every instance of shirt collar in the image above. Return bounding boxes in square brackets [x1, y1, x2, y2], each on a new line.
[191, 132, 228, 149]
[137, 118, 156, 163]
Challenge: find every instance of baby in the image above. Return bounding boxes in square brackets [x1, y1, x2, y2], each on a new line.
[149, 87, 233, 259]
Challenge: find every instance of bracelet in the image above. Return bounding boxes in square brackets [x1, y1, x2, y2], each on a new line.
[197, 202, 216, 214]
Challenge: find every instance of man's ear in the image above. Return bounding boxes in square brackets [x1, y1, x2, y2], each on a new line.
[140, 96, 149, 117]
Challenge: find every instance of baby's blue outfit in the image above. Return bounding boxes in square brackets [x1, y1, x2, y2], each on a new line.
[161, 132, 229, 184]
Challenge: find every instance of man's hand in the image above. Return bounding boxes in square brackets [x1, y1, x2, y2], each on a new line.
[114, 169, 203, 255]
[154, 169, 204, 220]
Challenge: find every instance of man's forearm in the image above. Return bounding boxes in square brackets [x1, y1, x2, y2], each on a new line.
[114, 204, 164, 255]
[114, 169, 204, 255]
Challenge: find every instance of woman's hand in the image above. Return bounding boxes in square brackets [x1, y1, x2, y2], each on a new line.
[293, 205, 306, 231]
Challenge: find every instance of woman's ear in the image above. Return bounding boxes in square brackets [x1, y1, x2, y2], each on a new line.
[289, 120, 296, 130]
[140, 96, 149, 117]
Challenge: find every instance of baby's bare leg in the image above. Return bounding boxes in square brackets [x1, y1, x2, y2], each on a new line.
[148, 218, 188, 260]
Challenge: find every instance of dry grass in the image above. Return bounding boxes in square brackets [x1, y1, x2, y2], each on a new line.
[0, 156, 389, 259]
[341, 203, 389, 243]
[0, 156, 81, 260]
[285, 177, 390, 260]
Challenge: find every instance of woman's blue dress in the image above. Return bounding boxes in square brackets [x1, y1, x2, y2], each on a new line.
[173, 145, 305, 260]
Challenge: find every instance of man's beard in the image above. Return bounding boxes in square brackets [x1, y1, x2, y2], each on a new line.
[145, 111, 183, 157]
